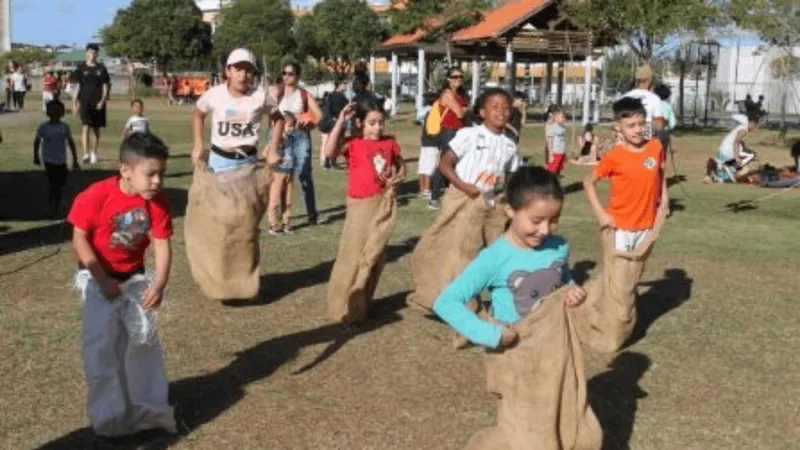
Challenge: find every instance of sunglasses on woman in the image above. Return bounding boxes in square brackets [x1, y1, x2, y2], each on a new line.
[449, 74, 463, 80]
[282, 71, 297, 77]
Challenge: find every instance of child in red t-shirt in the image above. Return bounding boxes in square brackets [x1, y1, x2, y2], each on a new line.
[584, 97, 669, 252]
[322, 100, 407, 325]
[67, 133, 176, 437]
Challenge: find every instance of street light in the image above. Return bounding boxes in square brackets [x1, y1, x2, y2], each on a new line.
[688, 39, 720, 127]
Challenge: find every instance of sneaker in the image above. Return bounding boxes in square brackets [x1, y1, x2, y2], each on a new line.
[267, 227, 283, 236]
[308, 215, 330, 226]
[420, 190, 432, 200]
[82, 154, 90, 163]
[282, 226, 295, 236]
[90, 153, 98, 164]
[427, 199, 440, 210]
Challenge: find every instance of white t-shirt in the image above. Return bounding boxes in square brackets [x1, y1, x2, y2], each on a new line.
[197, 84, 279, 150]
[448, 124, 521, 193]
[547, 123, 567, 154]
[124, 115, 150, 134]
[36, 121, 72, 164]
[11, 72, 27, 92]
[717, 123, 748, 162]
[623, 88, 663, 138]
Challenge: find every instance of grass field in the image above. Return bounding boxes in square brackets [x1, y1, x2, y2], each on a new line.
[1, 96, 798, 450]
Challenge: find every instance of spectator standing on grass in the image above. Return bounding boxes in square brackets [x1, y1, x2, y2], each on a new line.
[319, 79, 349, 170]
[11, 63, 29, 111]
[72, 43, 111, 165]
[275, 62, 326, 226]
[427, 67, 470, 210]
[42, 71, 58, 112]
[622, 65, 664, 141]
[4, 62, 13, 111]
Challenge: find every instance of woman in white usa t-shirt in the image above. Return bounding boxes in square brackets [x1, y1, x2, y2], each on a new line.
[192, 48, 283, 172]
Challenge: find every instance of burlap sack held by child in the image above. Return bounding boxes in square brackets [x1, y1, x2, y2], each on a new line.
[465, 288, 603, 450]
[184, 162, 270, 300]
[573, 206, 668, 353]
[409, 188, 508, 311]
[327, 187, 397, 324]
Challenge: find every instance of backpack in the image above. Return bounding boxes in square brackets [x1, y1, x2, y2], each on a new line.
[424, 100, 449, 136]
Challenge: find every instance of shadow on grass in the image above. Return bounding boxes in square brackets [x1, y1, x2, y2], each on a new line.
[0, 169, 188, 257]
[588, 351, 651, 450]
[222, 238, 418, 308]
[626, 268, 693, 347]
[34, 291, 408, 450]
[724, 200, 760, 213]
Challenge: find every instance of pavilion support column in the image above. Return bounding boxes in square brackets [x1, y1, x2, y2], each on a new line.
[505, 42, 516, 94]
[472, 54, 480, 106]
[544, 57, 553, 103]
[583, 54, 593, 124]
[369, 54, 376, 85]
[391, 52, 399, 116]
[416, 48, 426, 114]
[596, 48, 607, 123]
[556, 60, 565, 106]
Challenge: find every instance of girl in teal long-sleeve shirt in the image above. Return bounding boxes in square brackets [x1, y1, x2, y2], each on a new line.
[433, 166, 587, 348]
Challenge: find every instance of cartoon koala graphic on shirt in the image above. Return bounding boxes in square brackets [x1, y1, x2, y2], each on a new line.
[110, 207, 151, 250]
[506, 261, 566, 316]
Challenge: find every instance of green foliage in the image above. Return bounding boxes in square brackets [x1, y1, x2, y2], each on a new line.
[568, 0, 718, 62]
[213, 0, 296, 75]
[770, 55, 800, 80]
[296, 0, 385, 75]
[102, 0, 212, 70]
[388, 0, 490, 40]
[729, 0, 799, 50]
[0, 48, 55, 71]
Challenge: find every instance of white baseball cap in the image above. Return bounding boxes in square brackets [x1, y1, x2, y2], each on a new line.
[226, 48, 257, 68]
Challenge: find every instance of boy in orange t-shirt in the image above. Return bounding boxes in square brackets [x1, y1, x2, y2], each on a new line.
[584, 97, 668, 252]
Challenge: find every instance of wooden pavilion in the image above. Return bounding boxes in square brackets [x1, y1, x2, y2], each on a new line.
[373, 0, 606, 123]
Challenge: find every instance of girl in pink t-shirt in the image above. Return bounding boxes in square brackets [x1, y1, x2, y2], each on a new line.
[322, 101, 408, 325]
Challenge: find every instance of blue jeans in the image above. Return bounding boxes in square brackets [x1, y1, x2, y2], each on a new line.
[208, 151, 257, 173]
[267, 129, 318, 221]
[293, 131, 318, 221]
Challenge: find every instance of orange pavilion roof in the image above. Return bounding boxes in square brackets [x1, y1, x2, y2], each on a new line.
[451, 0, 550, 42]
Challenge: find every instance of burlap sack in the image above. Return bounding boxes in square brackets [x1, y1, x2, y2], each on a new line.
[573, 206, 668, 353]
[409, 188, 508, 311]
[465, 290, 603, 450]
[184, 162, 271, 300]
[327, 188, 397, 324]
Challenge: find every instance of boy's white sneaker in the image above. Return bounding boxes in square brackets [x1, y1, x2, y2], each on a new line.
[90, 153, 98, 164]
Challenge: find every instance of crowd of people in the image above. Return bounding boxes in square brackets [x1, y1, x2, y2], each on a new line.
[27, 42, 678, 448]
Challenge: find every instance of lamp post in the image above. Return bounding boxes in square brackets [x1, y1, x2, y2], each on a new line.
[688, 39, 720, 127]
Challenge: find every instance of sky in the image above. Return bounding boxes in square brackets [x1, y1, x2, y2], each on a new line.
[11, 0, 317, 47]
[12, 0, 764, 49]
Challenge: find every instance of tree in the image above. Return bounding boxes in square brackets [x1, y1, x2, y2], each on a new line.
[729, 0, 800, 127]
[102, 0, 212, 71]
[295, 0, 385, 76]
[388, 0, 491, 65]
[0, 48, 54, 71]
[213, 0, 296, 76]
[568, 0, 718, 63]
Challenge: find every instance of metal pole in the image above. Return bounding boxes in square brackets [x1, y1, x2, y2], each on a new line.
[390, 52, 398, 117]
[505, 43, 516, 94]
[583, 54, 592, 124]
[369, 54, 376, 87]
[596, 48, 607, 123]
[471, 53, 480, 106]
[416, 48, 425, 114]
[704, 44, 712, 127]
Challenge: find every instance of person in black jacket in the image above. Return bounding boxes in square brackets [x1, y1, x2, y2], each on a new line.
[319, 79, 349, 169]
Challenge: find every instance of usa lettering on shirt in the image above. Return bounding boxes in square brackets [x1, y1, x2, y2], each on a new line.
[197, 84, 279, 150]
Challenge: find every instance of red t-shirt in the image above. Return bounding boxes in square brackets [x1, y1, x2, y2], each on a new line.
[67, 176, 173, 273]
[440, 92, 469, 130]
[343, 137, 402, 199]
[43, 74, 57, 93]
[593, 140, 665, 230]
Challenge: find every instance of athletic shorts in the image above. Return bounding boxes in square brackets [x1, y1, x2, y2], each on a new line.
[80, 104, 107, 128]
[418, 146, 440, 176]
[614, 229, 651, 252]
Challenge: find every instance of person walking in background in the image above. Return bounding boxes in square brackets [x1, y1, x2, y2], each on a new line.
[319, 79, 349, 170]
[11, 63, 29, 111]
[72, 43, 111, 165]
[42, 71, 58, 112]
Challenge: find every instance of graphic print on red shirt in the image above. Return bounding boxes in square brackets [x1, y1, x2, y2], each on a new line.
[67, 176, 173, 273]
[343, 137, 401, 199]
